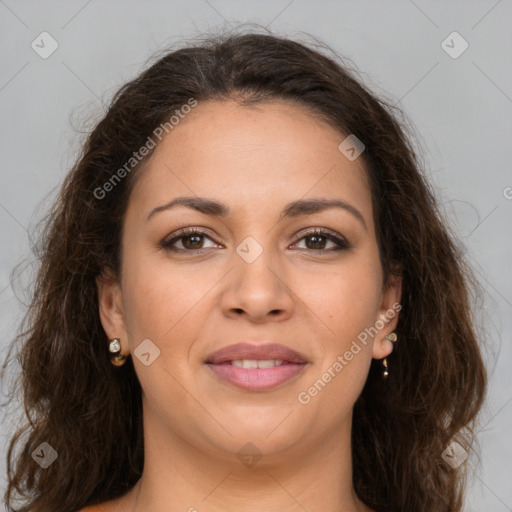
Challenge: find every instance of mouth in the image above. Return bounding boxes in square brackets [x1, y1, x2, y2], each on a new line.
[204, 342, 309, 391]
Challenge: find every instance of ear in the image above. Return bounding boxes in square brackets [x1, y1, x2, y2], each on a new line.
[371, 272, 402, 360]
[96, 267, 130, 356]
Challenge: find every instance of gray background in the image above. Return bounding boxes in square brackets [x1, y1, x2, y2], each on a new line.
[1, 1, 511, 510]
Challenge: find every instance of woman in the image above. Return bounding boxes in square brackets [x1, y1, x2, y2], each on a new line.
[3, 29, 486, 512]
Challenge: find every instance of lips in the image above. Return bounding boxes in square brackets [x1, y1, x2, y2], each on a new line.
[204, 342, 309, 391]
[205, 342, 308, 365]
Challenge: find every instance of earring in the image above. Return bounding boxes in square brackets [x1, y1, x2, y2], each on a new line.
[382, 357, 389, 378]
[382, 332, 397, 378]
[385, 332, 397, 343]
[109, 338, 126, 366]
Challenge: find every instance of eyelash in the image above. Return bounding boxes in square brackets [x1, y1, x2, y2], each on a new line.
[160, 227, 350, 255]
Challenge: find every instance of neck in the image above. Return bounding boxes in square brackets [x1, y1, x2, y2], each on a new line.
[121, 405, 372, 512]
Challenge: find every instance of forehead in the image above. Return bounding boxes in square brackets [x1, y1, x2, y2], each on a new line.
[128, 99, 371, 220]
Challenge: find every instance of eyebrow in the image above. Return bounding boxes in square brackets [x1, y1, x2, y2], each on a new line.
[147, 196, 367, 231]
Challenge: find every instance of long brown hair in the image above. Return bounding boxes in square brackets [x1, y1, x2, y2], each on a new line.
[3, 26, 486, 512]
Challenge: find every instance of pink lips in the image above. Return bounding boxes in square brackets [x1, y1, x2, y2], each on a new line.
[205, 343, 308, 391]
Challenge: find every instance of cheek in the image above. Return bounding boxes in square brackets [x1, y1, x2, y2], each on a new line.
[297, 258, 383, 342]
[295, 261, 382, 411]
[120, 252, 218, 346]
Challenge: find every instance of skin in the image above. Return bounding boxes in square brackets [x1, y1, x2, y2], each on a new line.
[96, 99, 401, 512]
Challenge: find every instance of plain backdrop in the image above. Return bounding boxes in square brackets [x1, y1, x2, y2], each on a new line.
[1, 1, 511, 510]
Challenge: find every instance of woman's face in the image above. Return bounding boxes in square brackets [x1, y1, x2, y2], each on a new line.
[98, 99, 401, 463]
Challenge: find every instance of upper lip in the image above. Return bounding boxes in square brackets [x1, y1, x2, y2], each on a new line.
[205, 343, 308, 364]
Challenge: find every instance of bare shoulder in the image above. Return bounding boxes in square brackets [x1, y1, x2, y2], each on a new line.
[78, 497, 128, 512]
[78, 505, 109, 512]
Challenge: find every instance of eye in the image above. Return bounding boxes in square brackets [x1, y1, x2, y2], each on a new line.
[160, 228, 219, 252]
[161, 227, 350, 255]
[290, 228, 350, 253]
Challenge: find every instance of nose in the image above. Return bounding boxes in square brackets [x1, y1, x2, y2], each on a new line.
[220, 242, 295, 323]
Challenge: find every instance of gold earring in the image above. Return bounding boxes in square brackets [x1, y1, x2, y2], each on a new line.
[109, 338, 126, 366]
[382, 357, 389, 378]
[382, 332, 397, 378]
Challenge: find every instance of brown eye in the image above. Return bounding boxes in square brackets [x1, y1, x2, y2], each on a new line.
[181, 233, 204, 249]
[304, 233, 329, 250]
[161, 228, 218, 252]
[292, 229, 350, 253]
[161, 227, 350, 255]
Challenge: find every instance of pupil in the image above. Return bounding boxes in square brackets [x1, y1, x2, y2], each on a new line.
[185, 235, 202, 249]
[307, 235, 326, 250]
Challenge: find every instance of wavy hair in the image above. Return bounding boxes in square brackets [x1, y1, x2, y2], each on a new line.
[3, 27, 486, 512]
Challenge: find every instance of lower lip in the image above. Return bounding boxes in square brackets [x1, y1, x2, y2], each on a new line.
[206, 362, 307, 391]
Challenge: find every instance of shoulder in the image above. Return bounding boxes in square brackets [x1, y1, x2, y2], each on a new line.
[77, 487, 137, 511]
[78, 498, 126, 512]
